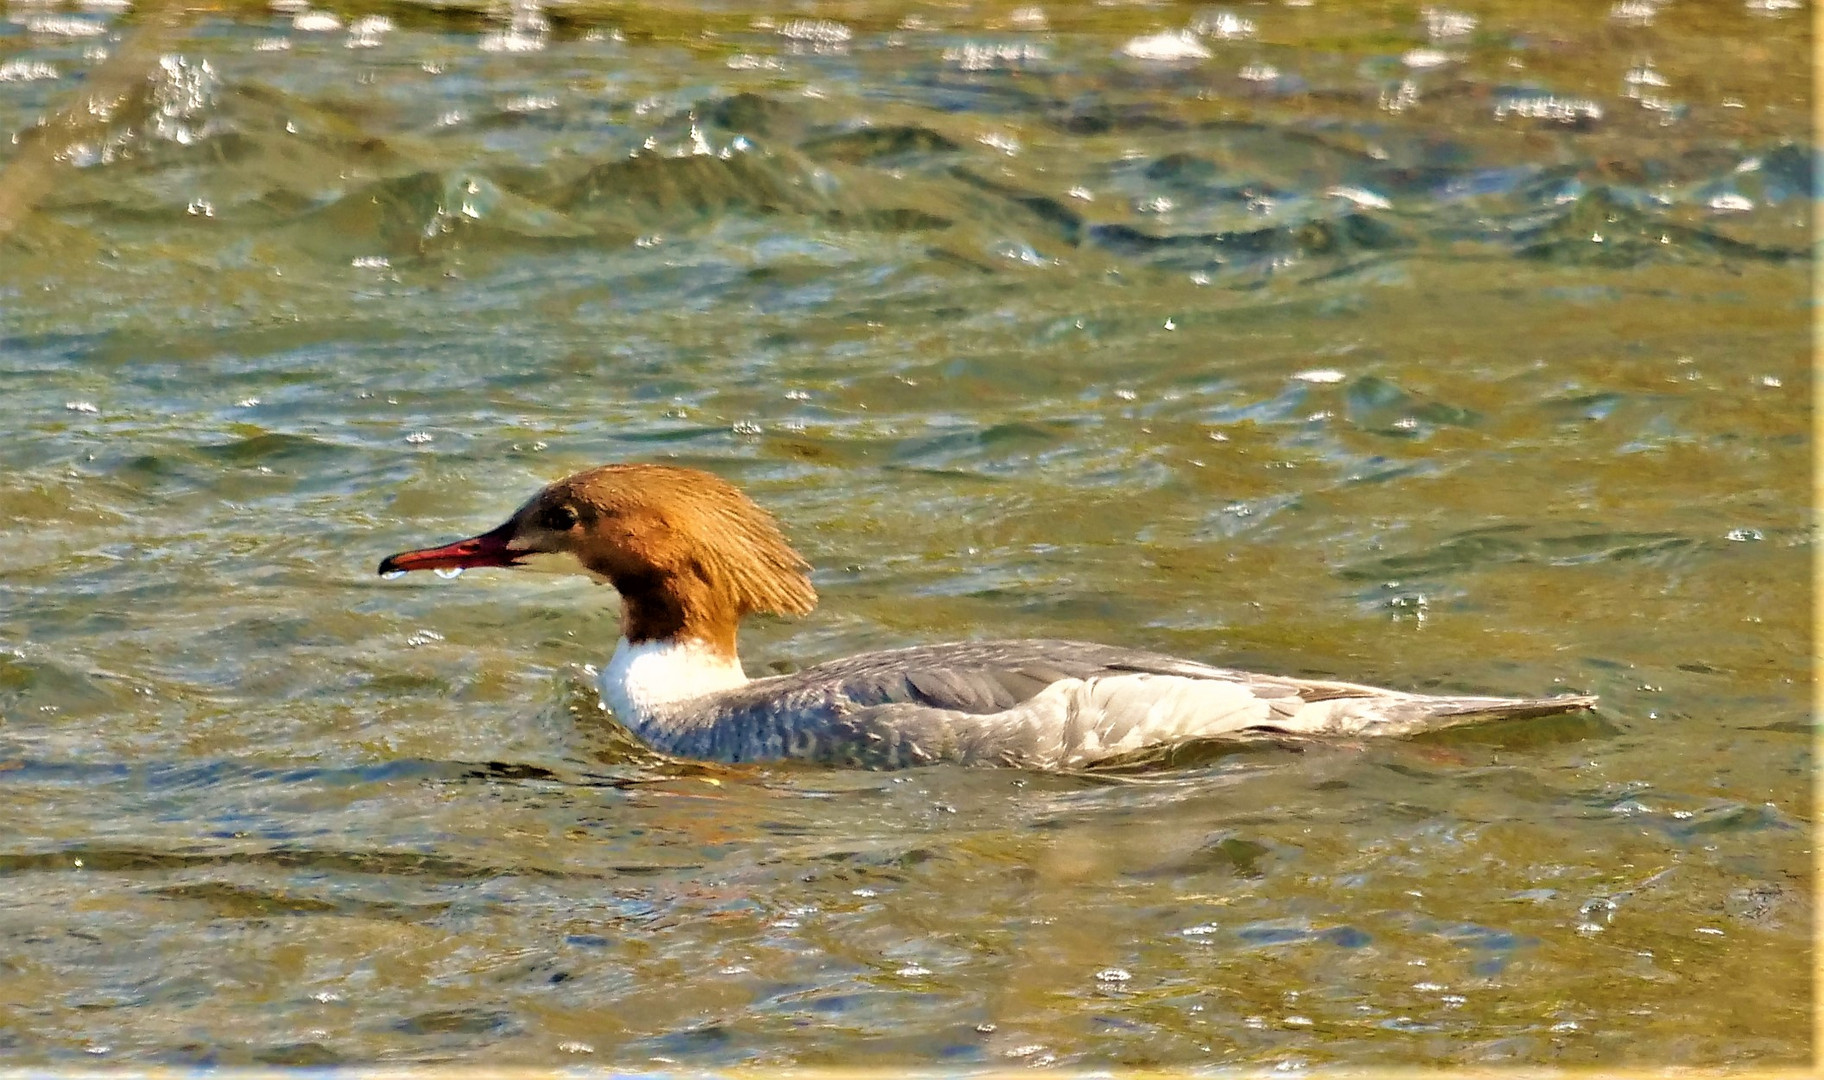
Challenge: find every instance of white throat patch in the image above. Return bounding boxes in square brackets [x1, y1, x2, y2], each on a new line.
[599, 637, 748, 729]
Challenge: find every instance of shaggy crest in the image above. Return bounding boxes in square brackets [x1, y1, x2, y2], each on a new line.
[535, 463, 818, 624]
[376, 462, 817, 655]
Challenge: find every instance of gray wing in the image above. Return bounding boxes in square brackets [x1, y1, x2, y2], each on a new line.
[665, 639, 1594, 769]
[748, 639, 1218, 714]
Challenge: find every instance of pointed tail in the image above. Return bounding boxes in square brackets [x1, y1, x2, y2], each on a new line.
[1436, 692, 1598, 721]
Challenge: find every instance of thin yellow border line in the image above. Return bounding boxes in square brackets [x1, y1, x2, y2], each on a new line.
[0, 1070, 1818, 1078]
[1811, 0, 1822, 1066]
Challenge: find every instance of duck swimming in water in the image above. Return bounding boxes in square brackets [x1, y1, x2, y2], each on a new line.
[377, 463, 1595, 769]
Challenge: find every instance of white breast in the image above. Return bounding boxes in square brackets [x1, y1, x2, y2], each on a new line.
[599, 637, 750, 730]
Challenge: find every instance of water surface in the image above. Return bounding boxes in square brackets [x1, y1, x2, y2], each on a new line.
[0, 0, 1812, 1067]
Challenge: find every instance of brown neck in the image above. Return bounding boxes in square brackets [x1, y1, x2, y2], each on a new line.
[612, 569, 740, 657]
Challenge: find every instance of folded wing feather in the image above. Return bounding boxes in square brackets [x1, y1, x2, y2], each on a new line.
[667, 639, 1593, 768]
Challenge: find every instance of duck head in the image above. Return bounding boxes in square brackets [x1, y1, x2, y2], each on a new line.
[378, 464, 817, 655]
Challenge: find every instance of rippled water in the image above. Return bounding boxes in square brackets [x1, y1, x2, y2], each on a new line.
[0, 0, 1812, 1067]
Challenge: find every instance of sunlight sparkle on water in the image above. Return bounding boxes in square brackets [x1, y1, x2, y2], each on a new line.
[1122, 31, 1211, 62]
[292, 10, 341, 32]
[1192, 11, 1256, 39]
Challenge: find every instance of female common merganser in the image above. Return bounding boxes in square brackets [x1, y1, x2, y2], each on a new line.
[378, 464, 1595, 769]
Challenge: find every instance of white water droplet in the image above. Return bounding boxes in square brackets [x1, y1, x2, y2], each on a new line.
[433, 567, 464, 579]
[381, 569, 406, 580]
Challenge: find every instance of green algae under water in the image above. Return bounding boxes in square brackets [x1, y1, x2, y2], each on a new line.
[0, 0, 1812, 1067]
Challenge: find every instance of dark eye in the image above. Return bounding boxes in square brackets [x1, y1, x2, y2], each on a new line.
[541, 504, 579, 531]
